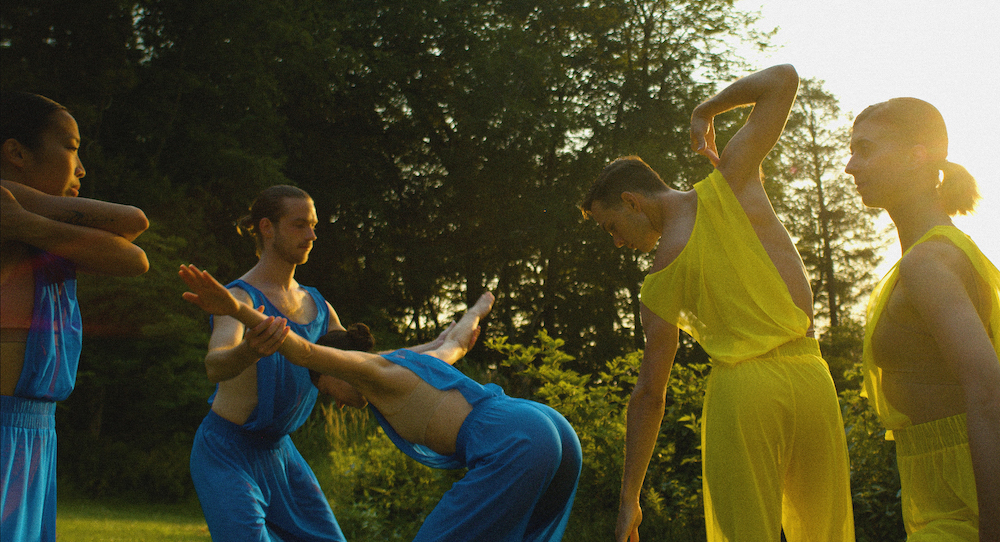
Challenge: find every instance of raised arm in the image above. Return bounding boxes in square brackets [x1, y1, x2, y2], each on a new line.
[1, 185, 148, 276]
[690, 64, 799, 189]
[2, 179, 149, 241]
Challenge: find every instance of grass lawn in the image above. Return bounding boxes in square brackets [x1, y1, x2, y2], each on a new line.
[56, 498, 211, 541]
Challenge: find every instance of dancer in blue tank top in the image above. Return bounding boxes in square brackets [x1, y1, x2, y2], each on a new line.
[181, 264, 582, 542]
[2, 91, 149, 542]
[188, 186, 366, 542]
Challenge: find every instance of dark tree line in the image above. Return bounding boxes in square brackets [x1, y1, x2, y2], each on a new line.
[1, 0, 881, 500]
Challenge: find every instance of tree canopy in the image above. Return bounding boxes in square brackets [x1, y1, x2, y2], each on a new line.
[1, 0, 884, 501]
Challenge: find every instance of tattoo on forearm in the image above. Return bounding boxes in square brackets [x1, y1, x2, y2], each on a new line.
[59, 210, 117, 229]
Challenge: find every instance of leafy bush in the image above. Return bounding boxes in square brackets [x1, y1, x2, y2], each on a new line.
[300, 333, 906, 541]
[840, 364, 906, 541]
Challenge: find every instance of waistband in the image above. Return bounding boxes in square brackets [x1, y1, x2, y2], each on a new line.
[1, 395, 57, 429]
[894, 413, 968, 457]
[755, 336, 821, 359]
[200, 409, 286, 449]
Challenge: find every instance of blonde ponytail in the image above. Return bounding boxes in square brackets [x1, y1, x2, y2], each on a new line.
[938, 161, 979, 216]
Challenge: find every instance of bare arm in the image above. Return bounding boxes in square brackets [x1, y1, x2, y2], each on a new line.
[690, 64, 799, 189]
[616, 305, 679, 542]
[2, 180, 148, 241]
[202, 287, 290, 383]
[899, 245, 1000, 541]
[180, 265, 377, 385]
[1, 186, 148, 276]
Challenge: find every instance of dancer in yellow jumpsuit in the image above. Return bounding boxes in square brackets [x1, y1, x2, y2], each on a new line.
[582, 64, 854, 542]
[849, 97, 1000, 541]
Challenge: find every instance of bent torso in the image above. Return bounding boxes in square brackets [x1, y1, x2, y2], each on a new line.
[655, 180, 815, 334]
[366, 359, 472, 456]
[734, 182, 815, 332]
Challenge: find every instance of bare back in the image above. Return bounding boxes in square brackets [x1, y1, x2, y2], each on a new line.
[363, 358, 472, 455]
[730, 179, 816, 332]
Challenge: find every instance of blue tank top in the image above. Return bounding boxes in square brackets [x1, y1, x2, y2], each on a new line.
[208, 279, 331, 440]
[15, 250, 82, 402]
[369, 349, 505, 469]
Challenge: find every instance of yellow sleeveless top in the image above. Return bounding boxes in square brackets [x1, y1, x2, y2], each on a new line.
[640, 170, 811, 365]
[862, 225, 1000, 433]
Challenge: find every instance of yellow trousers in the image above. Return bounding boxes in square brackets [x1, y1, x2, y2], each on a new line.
[701, 338, 854, 541]
[895, 414, 978, 541]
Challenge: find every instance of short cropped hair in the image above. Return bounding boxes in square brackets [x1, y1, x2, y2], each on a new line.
[580, 156, 668, 216]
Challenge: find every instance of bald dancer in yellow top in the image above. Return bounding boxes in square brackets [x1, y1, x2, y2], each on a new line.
[581, 64, 854, 541]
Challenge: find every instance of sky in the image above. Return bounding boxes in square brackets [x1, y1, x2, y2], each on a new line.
[736, 0, 1000, 272]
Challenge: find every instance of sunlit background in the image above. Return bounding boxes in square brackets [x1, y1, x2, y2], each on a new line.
[740, 0, 1000, 272]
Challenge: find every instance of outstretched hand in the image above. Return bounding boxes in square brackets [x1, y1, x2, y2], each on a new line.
[690, 106, 721, 167]
[179, 264, 240, 316]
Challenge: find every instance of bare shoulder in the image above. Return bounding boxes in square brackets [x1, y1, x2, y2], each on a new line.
[898, 238, 971, 282]
[897, 238, 977, 302]
[228, 285, 253, 304]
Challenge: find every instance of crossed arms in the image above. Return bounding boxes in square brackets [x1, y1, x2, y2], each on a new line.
[1, 180, 149, 275]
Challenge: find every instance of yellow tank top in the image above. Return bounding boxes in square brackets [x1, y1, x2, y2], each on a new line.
[640, 170, 811, 365]
[862, 225, 1000, 433]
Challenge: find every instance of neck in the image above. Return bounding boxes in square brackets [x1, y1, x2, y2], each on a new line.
[652, 188, 696, 233]
[243, 252, 298, 290]
[886, 197, 953, 254]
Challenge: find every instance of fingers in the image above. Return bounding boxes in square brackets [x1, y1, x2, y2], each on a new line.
[245, 316, 289, 356]
[691, 113, 721, 167]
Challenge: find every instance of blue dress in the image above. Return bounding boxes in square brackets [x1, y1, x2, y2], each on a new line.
[189, 280, 345, 542]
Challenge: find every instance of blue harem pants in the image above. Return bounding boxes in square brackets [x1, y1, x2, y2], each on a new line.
[415, 397, 582, 542]
[1, 395, 57, 542]
[190, 410, 345, 542]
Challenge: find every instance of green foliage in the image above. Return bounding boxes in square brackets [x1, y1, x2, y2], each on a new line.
[293, 402, 462, 541]
[57, 224, 215, 501]
[841, 364, 906, 541]
[490, 331, 707, 540]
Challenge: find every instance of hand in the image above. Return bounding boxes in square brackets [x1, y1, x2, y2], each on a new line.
[179, 264, 241, 316]
[690, 105, 721, 167]
[315, 374, 368, 409]
[615, 500, 642, 542]
[242, 312, 289, 357]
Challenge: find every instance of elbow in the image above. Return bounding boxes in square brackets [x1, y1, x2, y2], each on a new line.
[205, 363, 228, 384]
[121, 207, 150, 242]
[630, 382, 667, 412]
[774, 64, 800, 90]
[119, 247, 150, 276]
[131, 208, 150, 237]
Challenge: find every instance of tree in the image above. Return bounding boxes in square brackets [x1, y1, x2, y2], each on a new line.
[767, 78, 887, 330]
